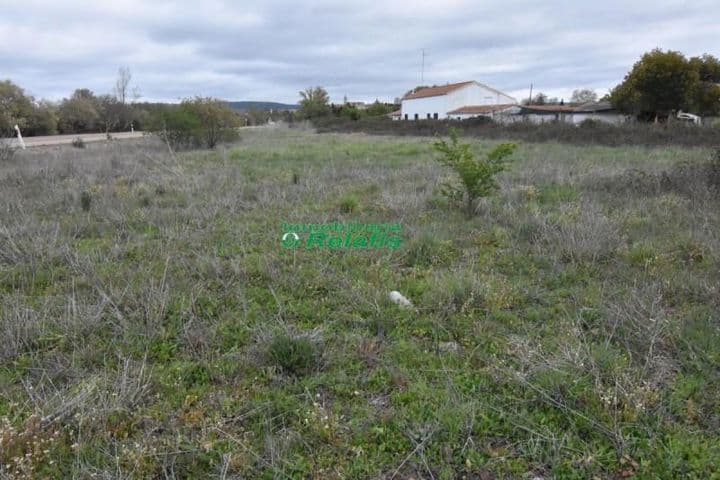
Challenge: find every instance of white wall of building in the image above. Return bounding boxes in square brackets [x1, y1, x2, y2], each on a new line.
[448, 84, 516, 110]
[401, 95, 450, 120]
[400, 82, 517, 121]
[571, 112, 626, 125]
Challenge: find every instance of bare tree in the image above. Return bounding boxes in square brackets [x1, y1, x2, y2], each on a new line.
[114, 66, 132, 105]
[571, 88, 598, 104]
[131, 85, 142, 103]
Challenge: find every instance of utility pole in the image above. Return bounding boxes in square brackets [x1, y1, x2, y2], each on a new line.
[421, 49, 427, 85]
[528, 83, 533, 105]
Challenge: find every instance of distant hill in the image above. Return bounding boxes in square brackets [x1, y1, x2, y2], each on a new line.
[225, 101, 298, 111]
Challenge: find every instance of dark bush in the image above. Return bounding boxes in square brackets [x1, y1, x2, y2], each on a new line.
[80, 191, 92, 211]
[313, 116, 720, 148]
[148, 107, 204, 150]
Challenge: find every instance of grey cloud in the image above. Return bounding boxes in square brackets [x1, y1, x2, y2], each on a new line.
[0, 0, 718, 103]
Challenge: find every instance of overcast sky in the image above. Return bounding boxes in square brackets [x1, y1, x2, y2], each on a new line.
[1, 0, 718, 104]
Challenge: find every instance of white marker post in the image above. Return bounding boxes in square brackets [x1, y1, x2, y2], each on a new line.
[14, 125, 25, 150]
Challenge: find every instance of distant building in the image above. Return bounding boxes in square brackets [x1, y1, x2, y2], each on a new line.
[396, 82, 629, 125]
[517, 104, 578, 123]
[571, 101, 626, 125]
[514, 102, 627, 125]
[400, 81, 517, 121]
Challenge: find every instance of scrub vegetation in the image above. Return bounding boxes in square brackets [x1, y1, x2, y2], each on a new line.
[1, 127, 719, 478]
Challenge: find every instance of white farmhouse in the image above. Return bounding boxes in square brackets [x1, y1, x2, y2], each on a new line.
[400, 81, 517, 121]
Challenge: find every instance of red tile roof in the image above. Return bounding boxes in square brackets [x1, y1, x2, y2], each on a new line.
[447, 104, 518, 115]
[573, 101, 615, 112]
[403, 81, 476, 100]
[521, 104, 578, 113]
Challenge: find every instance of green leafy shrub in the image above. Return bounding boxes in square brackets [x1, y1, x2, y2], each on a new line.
[183, 97, 241, 148]
[432, 128, 516, 215]
[342, 105, 362, 121]
[147, 97, 241, 150]
[267, 335, 316, 376]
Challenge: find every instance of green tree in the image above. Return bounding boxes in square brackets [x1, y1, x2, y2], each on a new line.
[147, 98, 241, 150]
[689, 54, 720, 116]
[298, 87, 330, 119]
[341, 105, 362, 121]
[433, 128, 516, 217]
[58, 89, 101, 133]
[71, 88, 97, 101]
[610, 49, 699, 120]
[182, 97, 242, 148]
[689, 54, 720, 82]
[365, 100, 393, 116]
[0, 80, 34, 135]
[147, 105, 203, 150]
[28, 100, 58, 136]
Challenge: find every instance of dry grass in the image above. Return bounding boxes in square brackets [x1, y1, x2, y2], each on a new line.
[1, 127, 719, 478]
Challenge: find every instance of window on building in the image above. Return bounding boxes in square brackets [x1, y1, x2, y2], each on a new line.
[404, 114, 408, 120]
[426, 113, 430, 119]
[433, 113, 438, 120]
[414, 114, 418, 120]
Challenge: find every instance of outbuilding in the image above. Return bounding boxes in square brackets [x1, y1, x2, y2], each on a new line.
[571, 101, 626, 125]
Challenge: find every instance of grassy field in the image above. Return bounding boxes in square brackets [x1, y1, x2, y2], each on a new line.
[1, 128, 719, 479]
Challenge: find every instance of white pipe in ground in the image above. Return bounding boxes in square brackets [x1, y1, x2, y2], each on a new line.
[14, 125, 25, 150]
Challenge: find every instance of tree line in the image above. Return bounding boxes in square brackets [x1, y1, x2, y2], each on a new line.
[1, 67, 246, 150]
[0, 67, 145, 137]
[0, 67, 244, 147]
